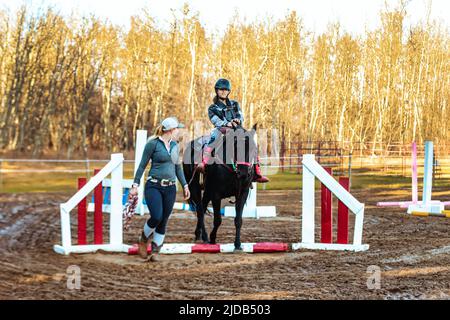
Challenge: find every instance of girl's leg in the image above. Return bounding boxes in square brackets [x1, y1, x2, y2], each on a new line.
[198, 129, 219, 171]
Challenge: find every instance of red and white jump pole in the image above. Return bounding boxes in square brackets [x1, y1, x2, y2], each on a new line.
[321, 168, 333, 243]
[320, 168, 350, 245]
[76, 169, 105, 246]
[77, 178, 87, 245]
[93, 169, 103, 244]
[337, 177, 350, 244]
[128, 242, 289, 255]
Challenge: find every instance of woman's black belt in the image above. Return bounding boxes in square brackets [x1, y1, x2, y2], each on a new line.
[148, 176, 176, 186]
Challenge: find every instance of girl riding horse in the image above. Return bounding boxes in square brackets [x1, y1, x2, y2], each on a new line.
[197, 78, 269, 183]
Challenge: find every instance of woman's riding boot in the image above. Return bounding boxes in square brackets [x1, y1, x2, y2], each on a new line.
[150, 241, 162, 262]
[138, 231, 151, 259]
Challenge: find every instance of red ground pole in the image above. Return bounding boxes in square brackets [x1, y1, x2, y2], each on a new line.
[191, 244, 221, 253]
[321, 167, 333, 243]
[77, 178, 87, 245]
[337, 177, 349, 244]
[94, 169, 103, 244]
[252, 242, 289, 253]
[128, 244, 153, 255]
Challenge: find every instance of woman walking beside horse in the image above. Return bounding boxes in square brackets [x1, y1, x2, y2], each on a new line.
[129, 117, 190, 261]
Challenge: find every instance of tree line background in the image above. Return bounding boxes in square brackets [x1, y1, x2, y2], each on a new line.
[0, 3, 448, 158]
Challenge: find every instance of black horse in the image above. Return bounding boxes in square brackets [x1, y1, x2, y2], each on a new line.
[182, 124, 258, 251]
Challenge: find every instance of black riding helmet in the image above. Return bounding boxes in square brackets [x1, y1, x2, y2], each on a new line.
[215, 78, 231, 91]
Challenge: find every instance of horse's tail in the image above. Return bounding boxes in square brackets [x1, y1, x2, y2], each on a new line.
[182, 140, 197, 184]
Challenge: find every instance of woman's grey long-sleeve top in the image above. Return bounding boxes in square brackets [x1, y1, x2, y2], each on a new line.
[133, 137, 187, 187]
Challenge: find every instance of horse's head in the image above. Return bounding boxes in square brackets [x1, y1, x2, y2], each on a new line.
[222, 123, 258, 181]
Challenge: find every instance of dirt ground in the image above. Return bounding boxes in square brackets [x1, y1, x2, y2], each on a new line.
[0, 188, 449, 300]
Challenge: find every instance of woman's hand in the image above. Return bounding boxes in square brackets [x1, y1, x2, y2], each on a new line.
[129, 186, 138, 196]
[183, 185, 190, 200]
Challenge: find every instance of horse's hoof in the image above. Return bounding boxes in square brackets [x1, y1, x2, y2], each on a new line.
[233, 247, 243, 254]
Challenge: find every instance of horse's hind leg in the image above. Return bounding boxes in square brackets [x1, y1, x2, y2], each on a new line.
[233, 190, 249, 251]
[194, 209, 209, 243]
[192, 191, 209, 243]
[209, 198, 222, 245]
[194, 206, 205, 243]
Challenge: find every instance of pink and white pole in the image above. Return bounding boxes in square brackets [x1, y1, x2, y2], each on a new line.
[377, 141, 419, 208]
[411, 142, 418, 204]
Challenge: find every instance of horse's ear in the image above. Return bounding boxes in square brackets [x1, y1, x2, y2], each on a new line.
[252, 123, 258, 132]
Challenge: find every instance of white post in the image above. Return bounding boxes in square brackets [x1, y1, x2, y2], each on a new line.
[302, 154, 316, 244]
[60, 204, 72, 249]
[110, 153, 124, 245]
[135, 130, 148, 215]
[249, 184, 258, 219]
[422, 141, 433, 205]
[353, 206, 365, 245]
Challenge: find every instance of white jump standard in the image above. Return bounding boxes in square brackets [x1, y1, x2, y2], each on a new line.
[54, 154, 130, 255]
[406, 141, 449, 216]
[292, 154, 369, 252]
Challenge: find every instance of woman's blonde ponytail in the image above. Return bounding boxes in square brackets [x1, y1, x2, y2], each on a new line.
[148, 125, 164, 141]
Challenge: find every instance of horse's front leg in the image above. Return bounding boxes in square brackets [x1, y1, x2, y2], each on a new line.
[233, 189, 249, 251]
[209, 198, 222, 244]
